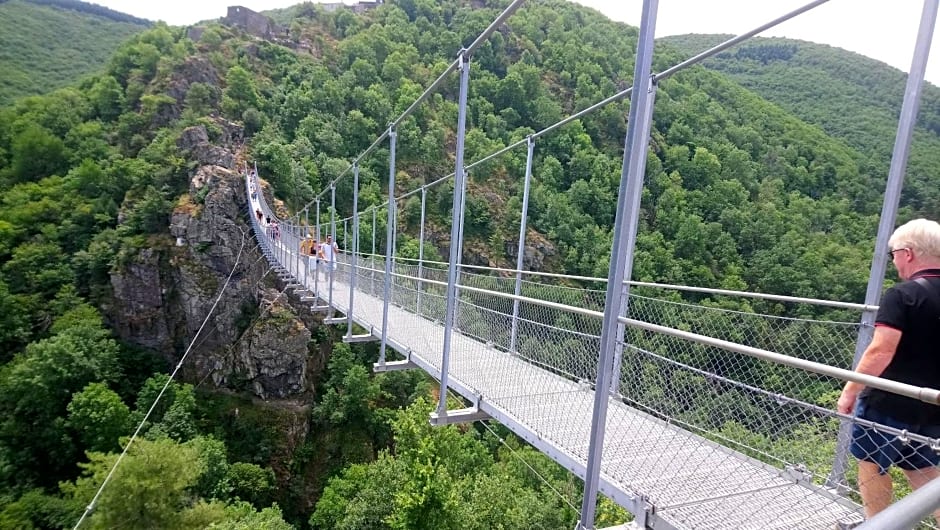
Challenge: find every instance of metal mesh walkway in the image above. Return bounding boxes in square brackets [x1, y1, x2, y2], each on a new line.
[236, 0, 940, 526]
[251, 178, 863, 529]
[314, 270, 859, 529]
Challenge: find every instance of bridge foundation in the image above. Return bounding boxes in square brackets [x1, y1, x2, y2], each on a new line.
[429, 406, 491, 426]
[372, 359, 418, 372]
[343, 333, 377, 343]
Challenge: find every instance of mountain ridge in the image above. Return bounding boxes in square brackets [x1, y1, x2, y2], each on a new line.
[0, 0, 150, 105]
[661, 33, 940, 216]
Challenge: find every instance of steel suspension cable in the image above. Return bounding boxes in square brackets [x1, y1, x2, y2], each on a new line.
[438, 386, 581, 513]
[73, 232, 247, 530]
[298, 0, 527, 214]
[478, 417, 581, 513]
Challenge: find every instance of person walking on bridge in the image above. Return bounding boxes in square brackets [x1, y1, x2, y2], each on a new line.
[320, 234, 339, 273]
[301, 234, 318, 280]
[838, 218, 940, 523]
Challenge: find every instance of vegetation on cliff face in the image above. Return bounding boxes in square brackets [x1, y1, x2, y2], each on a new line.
[0, 0, 938, 528]
[0, 0, 150, 106]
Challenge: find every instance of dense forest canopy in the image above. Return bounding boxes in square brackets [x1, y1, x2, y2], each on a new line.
[662, 34, 940, 217]
[0, 0, 937, 528]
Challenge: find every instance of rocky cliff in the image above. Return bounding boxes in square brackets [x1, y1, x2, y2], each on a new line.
[107, 119, 327, 400]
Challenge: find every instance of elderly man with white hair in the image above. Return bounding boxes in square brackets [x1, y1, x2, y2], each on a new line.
[838, 218, 940, 523]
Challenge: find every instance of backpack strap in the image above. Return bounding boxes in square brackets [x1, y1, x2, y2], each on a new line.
[913, 277, 940, 306]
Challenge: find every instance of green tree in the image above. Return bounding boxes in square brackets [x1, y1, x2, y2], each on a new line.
[65, 437, 293, 529]
[64, 438, 203, 530]
[199, 26, 224, 50]
[134, 374, 198, 442]
[190, 436, 232, 500]
[203, 502, 294, 529]
[5, 124, 68, 184]
[314, 343, 384, 464]
[311, 457, 402, 530]
[122, 186, 170, 234]
[0, 280, 30, 358]
[185, 82, 216, 117]
[226, 462, 276, 507]
[67, 383, 132, 453]
[88, 76, 125, 122]
[387, 399, 491, 530]
[222, 65, 260, 119]
[0, 311, 121, 487]
[0, 488, 78, 530]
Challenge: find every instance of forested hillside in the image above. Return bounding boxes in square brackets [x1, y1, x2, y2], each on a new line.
[0, 0, 150, 106]
[0, 0, 937, 528]
[662, 34, 940, 216]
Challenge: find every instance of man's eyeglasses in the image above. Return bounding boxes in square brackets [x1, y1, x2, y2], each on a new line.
[888, 247, 910, 259]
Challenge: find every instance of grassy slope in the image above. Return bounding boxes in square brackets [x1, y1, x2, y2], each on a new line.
[0, 0, 148, 106]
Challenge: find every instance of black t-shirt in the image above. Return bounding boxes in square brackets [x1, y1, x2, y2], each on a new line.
[864, 269, 940, 424]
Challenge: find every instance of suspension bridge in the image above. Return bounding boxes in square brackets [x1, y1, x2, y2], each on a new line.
[243, 0, 940, 528]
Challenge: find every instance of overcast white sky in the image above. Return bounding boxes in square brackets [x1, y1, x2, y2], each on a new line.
[92, 0, 940, 84]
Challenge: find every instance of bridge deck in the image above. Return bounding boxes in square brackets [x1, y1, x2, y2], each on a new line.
[294, 264, 860, 530]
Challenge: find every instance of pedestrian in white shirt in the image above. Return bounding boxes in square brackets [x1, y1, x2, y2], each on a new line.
[320, 235, 339, 271]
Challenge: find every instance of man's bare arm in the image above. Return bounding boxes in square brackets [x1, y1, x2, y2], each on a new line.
[836, 326, 902, 414]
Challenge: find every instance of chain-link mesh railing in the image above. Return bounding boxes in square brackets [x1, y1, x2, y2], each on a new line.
[248, 170, 940, 529]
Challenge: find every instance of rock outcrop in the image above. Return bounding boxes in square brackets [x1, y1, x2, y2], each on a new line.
[107, 124, 322, 400]
[178, 120, 239, 168]
[109, 247, 175, 352]
[223, 289, 310, 399]
[505, 230, 557, 271]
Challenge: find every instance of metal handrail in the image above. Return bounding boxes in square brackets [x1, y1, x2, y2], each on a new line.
[857, 474, 940, 529]
[339, 250, 873, 311]
[327, 249, 938, 408]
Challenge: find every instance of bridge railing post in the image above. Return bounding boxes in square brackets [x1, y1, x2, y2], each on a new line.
[315, 199, 321, 298]
[278, 214, 283, 266]
[294, 216, 300, 279]
[828, 0, 939, 491]
[329, 184, 336, 315]
[379, 128, 398, 366]
[289, 220, 294, 272]
[283, 219, 288, 273]
[509, 136, 535, 355]
[390, 198, 399, 309]
[578, 1, 658, 528]
[439, 50, 471, 417]
[453, 168, 469, 331]
[285, 219, 291, 273]
[610, 80, 658, 398]
[343, 218, 348, 257]
[277, 217, 284, 270]
[417, 187, 427, 316]
[291, 219, 297, 275]
[347, 163, 360, 338]
[303, 208, 309, 290]
[371, 206, 377, 297]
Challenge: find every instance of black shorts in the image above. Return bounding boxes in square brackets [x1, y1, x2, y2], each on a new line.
[850, 398, 940, 474]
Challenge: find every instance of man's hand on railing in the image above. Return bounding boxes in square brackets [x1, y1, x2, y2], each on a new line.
[837, 386, 859, 415]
